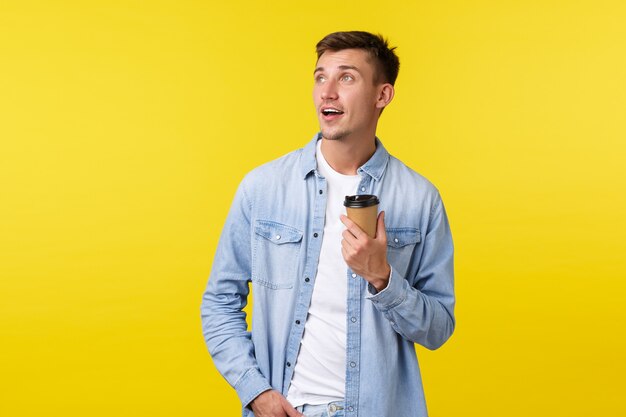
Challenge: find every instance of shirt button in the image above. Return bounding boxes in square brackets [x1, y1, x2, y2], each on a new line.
[319, 189, 323, 194]
[394, 238, 399, 243]
[350, 361, 356, 368]
[286, 362, 291, 367]
[275, 235, 281, 240]
[351, 273, 357, 278]
[305, 277, 310, 283]
[351, 317, 357, 323]
[360, 186, 366, 192]
[313, 233, 318, 238]
[348, 406, 354, 412]
[295, 320, 300, 325]
[390, 321, 396, 326]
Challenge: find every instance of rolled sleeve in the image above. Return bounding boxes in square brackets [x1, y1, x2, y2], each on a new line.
[235, 368, 273, 409]
[366, 266, 409, 310]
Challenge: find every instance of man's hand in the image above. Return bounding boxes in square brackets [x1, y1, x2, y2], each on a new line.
[250, 390, 303, 417]
[340, 211, 391, 292]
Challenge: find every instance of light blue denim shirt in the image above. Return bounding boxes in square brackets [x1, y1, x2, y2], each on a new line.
[201, 134, 455, 417]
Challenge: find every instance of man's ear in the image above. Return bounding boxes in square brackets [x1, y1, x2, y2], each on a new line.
[375, 83, 395, 110]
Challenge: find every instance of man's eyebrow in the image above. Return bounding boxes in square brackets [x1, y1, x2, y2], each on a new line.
[313, 65, 361, 74]
[338, 65, 361, 73]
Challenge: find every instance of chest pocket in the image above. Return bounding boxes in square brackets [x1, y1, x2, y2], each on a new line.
[386, 227, 421, 279]
[252, 220, 303, 289]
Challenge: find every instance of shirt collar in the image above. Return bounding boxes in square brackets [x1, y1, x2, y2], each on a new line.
[300, 132, 390, 181]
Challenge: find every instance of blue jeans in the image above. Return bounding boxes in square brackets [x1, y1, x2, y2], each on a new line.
[295, 401, 345, 417]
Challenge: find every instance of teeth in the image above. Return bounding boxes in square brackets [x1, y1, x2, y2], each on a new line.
[323, 109, 342, 114]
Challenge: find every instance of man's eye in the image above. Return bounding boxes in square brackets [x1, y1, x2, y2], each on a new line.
[316, 75, 326, 83]
[342, 75, 354, 82]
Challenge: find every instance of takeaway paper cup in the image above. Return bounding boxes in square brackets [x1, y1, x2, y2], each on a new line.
[344, 194, 380, 238]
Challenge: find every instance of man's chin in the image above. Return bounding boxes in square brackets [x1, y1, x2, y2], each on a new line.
[320, 128, 348, 141]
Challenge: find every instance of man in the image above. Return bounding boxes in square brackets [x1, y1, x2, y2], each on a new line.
[201, 31, 455, 417]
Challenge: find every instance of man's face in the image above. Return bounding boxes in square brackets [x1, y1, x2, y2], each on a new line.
[313, 49, 384, 141]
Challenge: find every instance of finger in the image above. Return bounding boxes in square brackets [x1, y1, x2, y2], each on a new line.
[341, 237, 357, 256]
[281, 398, 304, 417]
[342, 229, 359, 247]
[285, 407, 304, 417]
[340, 214, 367, 240]
[341, 246, 350, 263]
[376, 211, 387, 242]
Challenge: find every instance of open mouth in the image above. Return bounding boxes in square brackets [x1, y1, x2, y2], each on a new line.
[321, 108, 344, 117]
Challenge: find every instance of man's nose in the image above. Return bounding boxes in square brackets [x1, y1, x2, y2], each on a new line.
[320, 80, 338, 100]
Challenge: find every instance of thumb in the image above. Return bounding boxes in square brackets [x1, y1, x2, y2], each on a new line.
[376, 210, 387, 241]
[281, 398, 304, 417]
[285, 405, 304, 417]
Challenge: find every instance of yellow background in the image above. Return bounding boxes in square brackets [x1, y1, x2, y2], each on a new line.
[1, 0, 625, 415]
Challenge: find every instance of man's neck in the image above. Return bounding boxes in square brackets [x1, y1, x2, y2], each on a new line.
[320, 135, 377, 176]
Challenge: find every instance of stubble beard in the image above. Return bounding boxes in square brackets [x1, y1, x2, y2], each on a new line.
[321, 126, 350, 141]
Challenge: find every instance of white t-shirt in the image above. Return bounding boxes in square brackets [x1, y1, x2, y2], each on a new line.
[287, 140, 361, 407]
